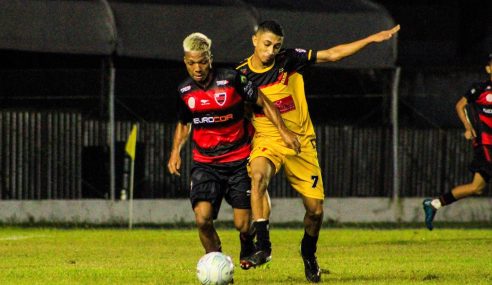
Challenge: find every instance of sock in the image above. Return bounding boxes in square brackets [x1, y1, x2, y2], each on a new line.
[439, 192, 457, 206]
[301, 230, 318, 257]
[254, 220, 271, 251]
[431, 199, 442, 210]
[240, 232, 254, 244]
[206, 246, 222, 254]
[239, 232, 255, 258]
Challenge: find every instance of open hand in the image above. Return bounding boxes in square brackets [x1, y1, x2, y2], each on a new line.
[371, 25, 400, 42]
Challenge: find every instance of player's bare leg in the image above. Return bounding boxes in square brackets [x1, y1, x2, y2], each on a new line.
[241, 156, 275, 269]
[300, 196, 323, 283]
[450, 173, 486, 199]
[194, 201, 221, 253]
[262, 191, 271, 222]
[250, 157, 275, 221]
[423, 173, 486, 230]
[233, 208, 256, 267]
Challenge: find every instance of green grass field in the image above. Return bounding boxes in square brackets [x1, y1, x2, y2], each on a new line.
[0, 227, 491, 284]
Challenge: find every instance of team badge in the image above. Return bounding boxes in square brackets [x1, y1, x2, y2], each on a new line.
[214, 92, 227, 106]
[240, 75, 248, 84]
[486, 94, 492, 102]
[188, 97, 195, 109]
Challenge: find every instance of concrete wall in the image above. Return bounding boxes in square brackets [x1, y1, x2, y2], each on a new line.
[0, 198, 490, 225]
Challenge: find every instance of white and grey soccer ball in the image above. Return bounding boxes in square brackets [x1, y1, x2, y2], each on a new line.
[196, 252, 234, 285]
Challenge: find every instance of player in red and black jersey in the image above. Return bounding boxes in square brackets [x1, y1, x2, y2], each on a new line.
[423, 53, 492, 230]
[167, 33, 299, 263]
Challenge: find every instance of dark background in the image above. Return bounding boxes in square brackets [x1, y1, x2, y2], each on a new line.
[1, 0, 491, 199]
[1, 0, 490, 126]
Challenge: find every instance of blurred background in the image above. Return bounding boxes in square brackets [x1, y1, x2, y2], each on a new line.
[0, 0, 491, 207]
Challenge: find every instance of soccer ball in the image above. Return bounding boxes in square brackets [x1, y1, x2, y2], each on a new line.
[196, 252, 234, 285]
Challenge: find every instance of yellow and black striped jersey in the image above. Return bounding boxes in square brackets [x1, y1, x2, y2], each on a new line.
[236, 48, 317, 139]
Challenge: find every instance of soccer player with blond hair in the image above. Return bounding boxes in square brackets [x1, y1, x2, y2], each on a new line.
[168, 32, 299, 264]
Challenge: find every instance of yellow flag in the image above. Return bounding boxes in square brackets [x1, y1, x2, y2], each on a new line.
[125, 124, 138, 160]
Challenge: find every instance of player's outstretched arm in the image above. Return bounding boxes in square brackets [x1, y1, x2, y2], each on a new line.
[316, 24, 400, 63]
[455, 96, 476, 139]
[256, 91, 301, 153]
[167, 122, 191, 176]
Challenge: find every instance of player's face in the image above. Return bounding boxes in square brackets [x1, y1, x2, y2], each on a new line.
[252, 31, 283, 66]
[184, 51, 212, 84]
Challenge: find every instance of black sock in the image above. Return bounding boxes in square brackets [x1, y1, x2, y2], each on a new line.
[240, 232, 254, 244]
[254, 220, 271, 251]
[206, 246, 222, 254]
[301, 230, 318, 257]
[239, 232, 255, 257]
[439, 192, 457, 206]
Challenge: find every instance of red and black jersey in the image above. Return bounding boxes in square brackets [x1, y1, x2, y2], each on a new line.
[465, 80, 492, 145]
[177, 68, 258, 164]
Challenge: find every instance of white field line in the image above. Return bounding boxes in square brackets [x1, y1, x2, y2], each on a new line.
[0, 235, 49, 241]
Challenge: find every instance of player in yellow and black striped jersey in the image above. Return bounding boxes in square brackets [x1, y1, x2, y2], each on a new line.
[237, 20, 400, 282]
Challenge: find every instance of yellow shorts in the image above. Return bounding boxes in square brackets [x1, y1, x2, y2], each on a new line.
[249, 135, 324, 200]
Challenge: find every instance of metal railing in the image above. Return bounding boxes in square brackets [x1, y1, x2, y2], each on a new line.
[1, 110, 490, 200]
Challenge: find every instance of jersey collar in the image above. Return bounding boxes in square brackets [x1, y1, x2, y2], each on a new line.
[247, 55, 275, 73]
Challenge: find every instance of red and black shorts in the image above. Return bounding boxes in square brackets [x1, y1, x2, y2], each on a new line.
[189, 159, 251, 219]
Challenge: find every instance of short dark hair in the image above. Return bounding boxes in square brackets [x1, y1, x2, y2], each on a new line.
[489, 53, 492, 63]
[255, 20, 284, 37]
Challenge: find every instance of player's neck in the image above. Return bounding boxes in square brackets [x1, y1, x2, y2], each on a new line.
[195, 71, 214, 89]
[250, 55, 273, 71]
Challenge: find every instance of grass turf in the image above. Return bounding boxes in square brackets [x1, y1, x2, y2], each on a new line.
[0, 227, 491, 284]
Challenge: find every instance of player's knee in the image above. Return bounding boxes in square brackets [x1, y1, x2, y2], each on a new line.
[471, 185, 484, 195]
[195, 215, 214, 230]
[233, 219, 249, 232]
[470, 181, 486, 195]
[306, 208, 323, 222]
[251, 171, 269, 190]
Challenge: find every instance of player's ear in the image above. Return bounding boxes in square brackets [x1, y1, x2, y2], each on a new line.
[209, 54, 213, 67]
[252, 34, 257, 47]
[486, 65, 491, 75]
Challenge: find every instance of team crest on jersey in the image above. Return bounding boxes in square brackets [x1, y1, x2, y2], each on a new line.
[214, 92, 227, 106]
[240, 75, 248, 84]
[486, 94, 492, 102]
[188, 97, 196, 109]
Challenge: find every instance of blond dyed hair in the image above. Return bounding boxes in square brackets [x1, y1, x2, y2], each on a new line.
[183, 33, 212, 57]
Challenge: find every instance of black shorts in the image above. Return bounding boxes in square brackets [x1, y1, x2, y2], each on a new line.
[469, 144, 492, 182]
[189, 159, 251, 219]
